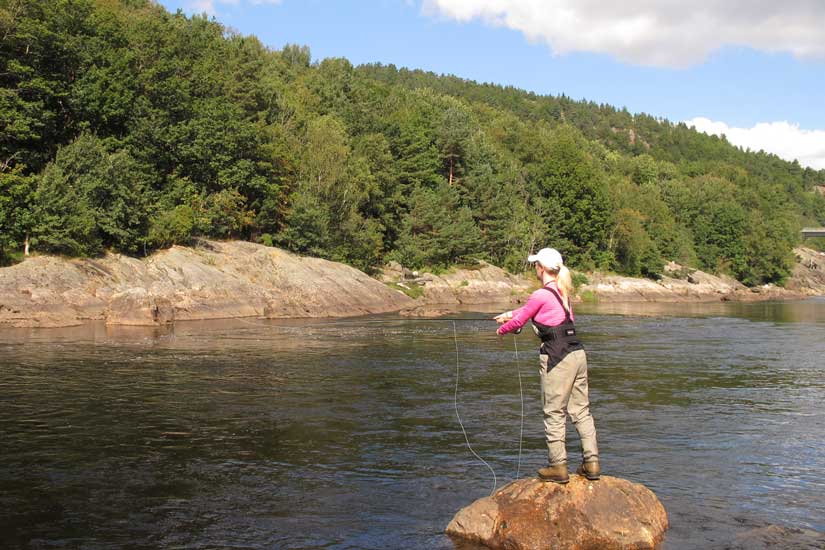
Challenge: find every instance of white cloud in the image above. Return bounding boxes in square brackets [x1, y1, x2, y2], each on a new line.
[422, 0, 825, 67]
[685, 117, 825, 170]
[187, 0, 281, 16]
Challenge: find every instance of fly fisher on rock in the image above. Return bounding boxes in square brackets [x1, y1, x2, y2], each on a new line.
[495, 247, 600, 484]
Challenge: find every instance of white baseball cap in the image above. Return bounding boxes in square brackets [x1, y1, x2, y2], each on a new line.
[527, 248, 563, 270]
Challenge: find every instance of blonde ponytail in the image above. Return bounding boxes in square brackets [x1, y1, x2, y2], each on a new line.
[555, 265, 574, 310]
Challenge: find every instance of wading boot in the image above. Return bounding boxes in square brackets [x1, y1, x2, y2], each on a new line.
[577, 460, 601, 481]
[537, 463, 569, 484]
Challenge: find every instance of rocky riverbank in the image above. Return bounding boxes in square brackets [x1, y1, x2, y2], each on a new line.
[577, 247, 825, 303]
[1, 241, 823, 328]
[380, 247, 825, 306]
[0, 241, 414, 328]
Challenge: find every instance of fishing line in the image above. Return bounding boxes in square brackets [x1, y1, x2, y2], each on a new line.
[452, 320, 498, 496]
[513, 333, 524, 480]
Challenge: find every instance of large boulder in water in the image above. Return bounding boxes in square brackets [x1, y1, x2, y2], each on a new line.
[446, 475, 668, 550]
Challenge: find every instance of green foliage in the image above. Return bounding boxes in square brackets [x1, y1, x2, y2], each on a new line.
[32, 133, 148, 256]
[0, 164, 36, 263]
[32, 168, 98, 256]
[390, 184, 483, 269]
[571, 271, 589, 290]
[0, 0, 95, 171]
[277, 185, 332, 257]
[529, 126, 612, 268]
[148, 205, 195, 248]
[662, 176, 751, 278]
[612, 208, 663, 277]
[194, 189, 253, 239]
[1, 0, 820, 286]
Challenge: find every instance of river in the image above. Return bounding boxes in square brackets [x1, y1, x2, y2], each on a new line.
[1, 299, 823, 549]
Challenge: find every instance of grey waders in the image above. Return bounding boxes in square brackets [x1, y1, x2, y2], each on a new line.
[533, 286, 600, 482]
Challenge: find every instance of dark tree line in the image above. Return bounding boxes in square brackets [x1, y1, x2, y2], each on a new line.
[2, 0, 824, 285]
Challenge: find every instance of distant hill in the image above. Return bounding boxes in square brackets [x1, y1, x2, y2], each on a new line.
[2, 0, 824, 285]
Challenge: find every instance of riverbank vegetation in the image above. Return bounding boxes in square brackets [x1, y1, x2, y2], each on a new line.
[2, 0, 824, 285]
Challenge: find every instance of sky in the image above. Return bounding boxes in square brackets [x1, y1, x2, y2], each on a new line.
[156, 0, 825, 170]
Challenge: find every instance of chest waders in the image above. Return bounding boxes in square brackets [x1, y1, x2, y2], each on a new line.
[531, 286, 584, 371]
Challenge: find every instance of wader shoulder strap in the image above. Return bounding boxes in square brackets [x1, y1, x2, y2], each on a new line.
[533, 288, 583, 370]
[543, 286, 572, 324]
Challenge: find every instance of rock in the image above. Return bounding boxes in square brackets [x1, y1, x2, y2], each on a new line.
[446, 475, 668, 550]
[581, 248, 825, 303]
[106, 288, 174, 326]
[373, 260, 533, 307]
[786, 247, 825, 295]
[416, 261, 533, 306]
[398, 306, 455, 317]
[378, 260, 412, 283]
[662, 261, 682, 274]
[0, 241, 414, 327]
[581, 269, 748, 303]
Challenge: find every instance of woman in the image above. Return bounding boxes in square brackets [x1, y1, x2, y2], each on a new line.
[495, 248, 600, 484]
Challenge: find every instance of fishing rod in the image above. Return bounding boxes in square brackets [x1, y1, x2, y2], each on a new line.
[266, 316, 498, 323]
[292, 317, 524, 333]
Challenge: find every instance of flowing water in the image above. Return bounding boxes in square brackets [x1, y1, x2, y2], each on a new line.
[1, 299, 824, 549]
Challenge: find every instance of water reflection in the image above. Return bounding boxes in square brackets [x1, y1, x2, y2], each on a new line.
[577, 296, 825, 324]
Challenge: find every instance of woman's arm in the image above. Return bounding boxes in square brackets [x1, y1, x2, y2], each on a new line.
[497, 292, 543, 335]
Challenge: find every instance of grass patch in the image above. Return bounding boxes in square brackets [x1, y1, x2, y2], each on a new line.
[424, 260, 484, 276]
[0, 250, 26, 267]
[387, 282, 424, 299]
[422, 264, 447, 276]
[579, 290, 598, 303]
[453, 261, 485, 271]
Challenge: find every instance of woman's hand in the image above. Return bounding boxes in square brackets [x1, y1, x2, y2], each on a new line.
[494, 311, 512, 324]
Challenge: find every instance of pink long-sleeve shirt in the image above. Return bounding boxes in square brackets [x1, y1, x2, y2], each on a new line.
[498, 282, 573, 335]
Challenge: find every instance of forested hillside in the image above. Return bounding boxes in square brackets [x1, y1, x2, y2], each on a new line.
[2, 0, 824, 284]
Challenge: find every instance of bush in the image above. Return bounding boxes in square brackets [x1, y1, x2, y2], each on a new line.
[32, 134, 149, 256]
[148, 205, 195, 248]
[571, 271, 589, 290]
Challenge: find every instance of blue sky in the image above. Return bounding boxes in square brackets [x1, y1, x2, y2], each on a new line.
[156, 0, 825, 169]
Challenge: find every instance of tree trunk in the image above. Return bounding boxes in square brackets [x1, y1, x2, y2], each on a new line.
[23, 232, 29, 256]
[449, 157, 454, 186]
